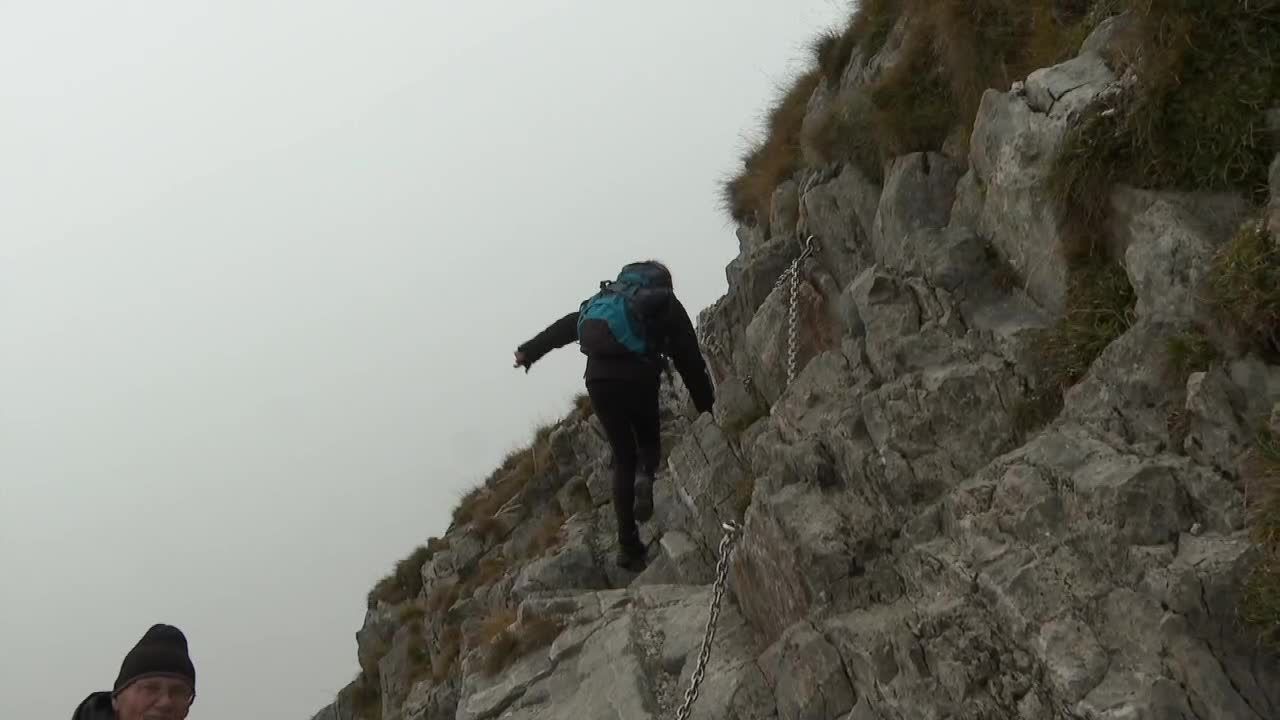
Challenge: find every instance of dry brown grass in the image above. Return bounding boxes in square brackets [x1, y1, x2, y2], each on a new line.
[474, 556, 508, 587]
[481, 613, 565, 677]
[454, 425, 561, 532]
[850, 0, 902, 57]
[574, 392, 594, 419]
[523, 510, 567, 559]
[729, 0, 1118, 225]
[474, 607, 518, 647]
[866, 27, 953, 159]
[452, 485, 488, 527]
[721, 69, 823, 225]
[802, 89, 882, 182]
[431, 625, 461, 684]
[406, 632, 432, 682]
[350, 671, 382, 720]
[472, 514, 508, 545]
[397, 600, 427, 624]
[809, 16, 862, 90]
[426, 580, 460, 614]
[458, 555, 509, 601]
[367, 539, 448, 609]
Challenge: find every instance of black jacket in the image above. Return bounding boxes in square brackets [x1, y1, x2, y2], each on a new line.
[72, 692, 115, 720]
[518, 294, 715, 415]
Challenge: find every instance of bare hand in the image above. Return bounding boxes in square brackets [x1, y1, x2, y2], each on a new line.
[513, 351, 528, 370]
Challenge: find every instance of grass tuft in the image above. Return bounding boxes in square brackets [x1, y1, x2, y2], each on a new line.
[367, 540, 447, 609]
[481, 613, 565, 677]
[1243, 430, 1280, 646]
[524, 510, 568, 559]
[810, 19, 861, 89]
[574, 392, 594, 419]
[730, 0, 1123, 225]
[1052, 1, 1280, 261]
[1039, 259, 1136, 388]
[1014, 258, 1136, 434]
[350, 671, 382, 720]
[721, 70, 823, 226]
[1207, 219, 1280, 359]
[431, 625, 461, 684]
[1165, 328, 1219, 379]
[427, 580, 460, 614]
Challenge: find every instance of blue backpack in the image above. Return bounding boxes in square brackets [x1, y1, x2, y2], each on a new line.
[577, 262, 674, 360]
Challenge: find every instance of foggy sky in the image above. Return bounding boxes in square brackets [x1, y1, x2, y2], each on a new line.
[0, 2, 849, 717]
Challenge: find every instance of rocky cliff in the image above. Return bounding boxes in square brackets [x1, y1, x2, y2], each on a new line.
[310, 5, 1280, 720]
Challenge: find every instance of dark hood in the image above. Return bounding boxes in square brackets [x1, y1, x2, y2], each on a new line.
[71, 691, 115, 720]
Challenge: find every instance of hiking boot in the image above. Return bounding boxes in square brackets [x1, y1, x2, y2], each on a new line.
[634, 472, 654, 523]
[615, 543, 648, 572]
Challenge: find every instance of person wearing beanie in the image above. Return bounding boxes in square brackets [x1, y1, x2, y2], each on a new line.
[71, 624, 197, 720]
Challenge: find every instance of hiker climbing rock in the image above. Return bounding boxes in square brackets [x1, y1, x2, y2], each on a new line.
[71, 624, 197, 720]
[514, 260, 714, 571]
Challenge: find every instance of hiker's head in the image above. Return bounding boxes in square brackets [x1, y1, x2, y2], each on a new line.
[110, 624, 196, 720]
[632, 260, 672, 288]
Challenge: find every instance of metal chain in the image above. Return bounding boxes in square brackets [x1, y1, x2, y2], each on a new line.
[696, 235, 817, 394]
[672, 236, 816, 718]
[780, 235, 817, 387]
[674, 520, 742, 720]
[787, 253, 801, 386]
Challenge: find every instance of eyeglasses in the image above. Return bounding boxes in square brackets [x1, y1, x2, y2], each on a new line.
[133, 679, 195, 705]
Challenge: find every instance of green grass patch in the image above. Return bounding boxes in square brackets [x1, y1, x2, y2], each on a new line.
[1166, 328, 1219, 378]
[1039, 259, 1137, 388]
[1015, 259, 1137, 433]
[1242, 431, 1280, 646]
[1207, 218, 1280, 359]
[1052, 0, 1280, 260]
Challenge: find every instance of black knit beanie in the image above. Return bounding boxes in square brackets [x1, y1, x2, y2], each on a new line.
[112, 624, 196, 695]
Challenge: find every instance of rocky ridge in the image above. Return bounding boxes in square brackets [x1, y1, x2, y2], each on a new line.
[310, 12, 1280, 720]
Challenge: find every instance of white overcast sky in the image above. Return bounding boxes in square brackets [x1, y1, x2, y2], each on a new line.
[0, 2, 849, 718]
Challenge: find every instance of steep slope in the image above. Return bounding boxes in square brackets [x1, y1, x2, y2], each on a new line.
[310, 6, 1280, 720]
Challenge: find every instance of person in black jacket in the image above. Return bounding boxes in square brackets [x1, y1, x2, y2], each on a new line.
[514, 260, 714, 571]
[71, 624, 196, 720]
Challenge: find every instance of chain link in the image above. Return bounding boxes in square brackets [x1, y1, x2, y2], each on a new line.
[674, 520, 742, 720]
[778, 235, 817, 387]
[697, 235, 816, 393]
[787, 253, 801, 387]
[673, 236, 816, 718]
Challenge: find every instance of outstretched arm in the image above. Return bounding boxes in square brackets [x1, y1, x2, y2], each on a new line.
[663, 296, 715, 415]
[515, 312, 579, 371]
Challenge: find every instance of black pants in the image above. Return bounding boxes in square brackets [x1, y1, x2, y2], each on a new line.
[586, 377, 660, 552]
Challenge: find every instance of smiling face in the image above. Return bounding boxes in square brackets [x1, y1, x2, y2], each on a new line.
[111, 676, 194, 720]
